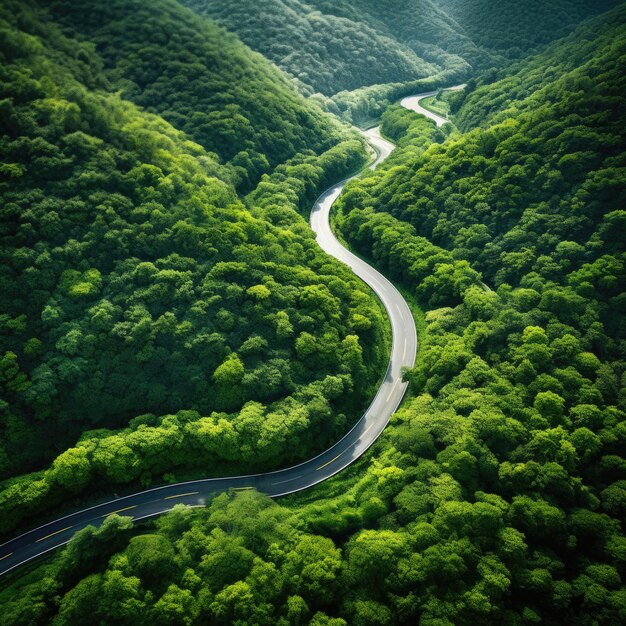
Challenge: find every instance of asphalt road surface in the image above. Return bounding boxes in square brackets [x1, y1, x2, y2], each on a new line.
[401, 84, 466, 126]
[0, 95, 424, 578]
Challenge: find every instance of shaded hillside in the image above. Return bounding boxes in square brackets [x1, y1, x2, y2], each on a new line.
[181, 0, 443, 96]
[0, 3, 626, 626]
[183, 0, 621, 100]
[2, 5, 625, 626]
[45, 0, 344, 191]
[451, 5, 626, 130]
[436, 0, 621, 60]
[338, 4, 626, 304]
[0, 0, 387, 532]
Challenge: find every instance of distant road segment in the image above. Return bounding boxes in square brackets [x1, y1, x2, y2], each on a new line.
[401, 84, 466, 126]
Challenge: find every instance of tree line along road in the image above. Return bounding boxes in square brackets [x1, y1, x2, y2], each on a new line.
[0, 87, 464, 577]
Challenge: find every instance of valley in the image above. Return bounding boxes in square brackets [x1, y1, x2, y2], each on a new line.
[0, 1, 624, 624]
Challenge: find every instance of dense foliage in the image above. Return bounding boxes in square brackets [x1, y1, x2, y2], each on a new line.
[0, 0, 387, 533]
[45, 0, 343, 192]
[450, 6, 626, 131]
[436, 0, 620, 61]
[182, 0, 620, 127]
[338, 6, 626, 307]
[321, 0, 619, 125]
[321, 72, 463, 129]
[1, 2, 625, 625]
[320, 0, 620, 69]
[182, 0, 439, 96]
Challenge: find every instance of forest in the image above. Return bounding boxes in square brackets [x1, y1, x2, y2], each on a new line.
[1, 0, 625, 624]
[181, 0, 621, 126]
[42, 0, 349, 193]
[0, 0, 387, 534]
[182, 0, 440, 96]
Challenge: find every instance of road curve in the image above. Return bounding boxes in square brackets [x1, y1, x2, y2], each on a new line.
[401, 84, 466, 127]
[0, 102, 416, 579]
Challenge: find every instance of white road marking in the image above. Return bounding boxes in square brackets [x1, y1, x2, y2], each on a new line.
[271, 475, 301, 486]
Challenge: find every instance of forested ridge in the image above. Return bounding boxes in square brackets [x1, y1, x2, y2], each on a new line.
[1, 0, 625, 624]
[338, 5, 626, 302]
[45, 0, 345, 193]
[450, 6, 626, 132]
[319, 0, 621, 126]
[0, 0, 388, 534]
[181, 0, 441, 97]
[182, 0, 621, 127]
[434, 0, 621, 61]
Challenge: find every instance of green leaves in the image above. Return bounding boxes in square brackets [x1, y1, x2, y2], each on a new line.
[180, 0, 439, 97]
[0, 1, 624, 624]
[212, 354, 244, 386]
[0, 0, 389, 528]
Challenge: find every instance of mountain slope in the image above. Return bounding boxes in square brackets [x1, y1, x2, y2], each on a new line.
[338, 4, 626, 302]
[312, 0, 621, 71]
[435, 0, 621, 60]
[0, 0, 387, 532]
[1, 4, 624, 626]
[310, 0, 489, 68]
[44, 0, 344, 191]
[181, 0, 443, 96]
[182, 0, 621, 101]
[452, 6, 626, 130]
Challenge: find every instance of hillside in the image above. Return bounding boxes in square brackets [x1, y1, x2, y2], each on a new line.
[338, 5, 626, 296]
[311, 0, 490, 68]
[44, 0, 344, 191]
[341, 0, 621, 67]
[451, 6, 626, 130]
[2, 4, 624, 625]
[436, 0, 621, 60]
[183, 0, 620, 101]
[181, 0, 442, 96]
[1, 1, 625, 624]
[329, 9, 626, 621]
[0, 0, 387, 534]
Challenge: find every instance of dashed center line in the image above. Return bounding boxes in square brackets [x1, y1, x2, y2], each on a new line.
[271, 475, 301, 486]
[317, 452, 343, 471]
[164, 491, 200, 500]
[36, 526, 72, 542]
[103, 505, 136, 518]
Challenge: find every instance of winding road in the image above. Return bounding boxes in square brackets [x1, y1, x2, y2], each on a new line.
[0, 88, 461, 578]
[401, 84, 466, 127]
